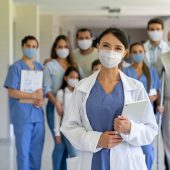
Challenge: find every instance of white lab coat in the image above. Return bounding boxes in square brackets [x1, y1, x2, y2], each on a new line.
[160, 52, 170, 168]
[61, 70, 158, 170]
[144, 40, 170, 76]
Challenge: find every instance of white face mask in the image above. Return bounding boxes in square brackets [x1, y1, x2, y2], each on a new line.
[99, 50, 123, 69]
[56, 48, 69, 59]
[67, 78, 79, 88]
[148, 31, 163, 42]
[78, 39, 92, 50]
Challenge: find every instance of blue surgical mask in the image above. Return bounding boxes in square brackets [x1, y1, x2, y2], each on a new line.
[23, 48, 37, 59]
[132, 54, 144, 63]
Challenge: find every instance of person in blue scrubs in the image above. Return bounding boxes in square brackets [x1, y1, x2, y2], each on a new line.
[4, 35, 45, 170]
[43, 35, 78, 170]
[123, 42, 160, 170]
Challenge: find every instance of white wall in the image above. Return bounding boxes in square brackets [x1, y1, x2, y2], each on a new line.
[39, 15, 63, 64]
[39, 15, 53, 64]
[0, 0, 13, 141]
[14, 5, 40, 61]
[163, 18, 170, 41]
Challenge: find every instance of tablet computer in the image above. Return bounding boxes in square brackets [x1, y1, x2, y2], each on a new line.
[122, 100, 148, 123]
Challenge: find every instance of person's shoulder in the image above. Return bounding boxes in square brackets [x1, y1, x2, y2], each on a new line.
[9, 60, 23, 70]
[57, 89, 64, 96]
[121, 71, 143, 87]
[143, 40, 150, 49]
[34, 61, 43, 70]
[44, 59, 55, 68]
[122, 65, 132, 74]
[73, 48, 79, 55]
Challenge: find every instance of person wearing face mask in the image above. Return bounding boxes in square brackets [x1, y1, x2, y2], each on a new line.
[60, 28, 158, 170]
[144, 18, 170, 169]
[144, 18, 170, 76]
[43, 35, 78, 170]
[4, 35, 45, 170]
[53, 66, 81, 169]
[123, 42, 160, 170]
[73, 28, 98, 78]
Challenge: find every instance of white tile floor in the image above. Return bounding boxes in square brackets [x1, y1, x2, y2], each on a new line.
[0, 122, 166, 170]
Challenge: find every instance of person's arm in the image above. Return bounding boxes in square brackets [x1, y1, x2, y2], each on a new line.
[43, 64, 63, 115]
[8, 88, 43, 100]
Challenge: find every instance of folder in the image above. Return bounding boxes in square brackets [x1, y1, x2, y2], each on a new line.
[122, 100, 147, 123]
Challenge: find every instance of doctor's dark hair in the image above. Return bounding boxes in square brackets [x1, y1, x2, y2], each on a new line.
[60, 66, 81, 90]
[21, 35, 39, 48]
[147, 18, 164, 30]
[76, 28, 93, 38]
[129, 42, 151, 92]
[97, 27, 128, 49]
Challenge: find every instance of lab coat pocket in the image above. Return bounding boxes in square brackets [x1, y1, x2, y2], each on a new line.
[66, 157, 78, 170]
[127, 153, 147, 170]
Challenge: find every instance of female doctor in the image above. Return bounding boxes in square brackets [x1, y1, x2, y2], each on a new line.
[61, 28, 158, 170]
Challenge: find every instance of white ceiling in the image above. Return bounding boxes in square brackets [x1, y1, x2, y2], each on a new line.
[13, 0, 170, 28]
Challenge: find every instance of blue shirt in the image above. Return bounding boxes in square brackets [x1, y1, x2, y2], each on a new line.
[4, 60, 44, 124]
[43, 59, 65, 96]
[123, 66, 160, 92]
[86, 80, 124, 170]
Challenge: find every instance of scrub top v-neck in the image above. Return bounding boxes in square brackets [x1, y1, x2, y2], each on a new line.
[86, 79, 124, 170]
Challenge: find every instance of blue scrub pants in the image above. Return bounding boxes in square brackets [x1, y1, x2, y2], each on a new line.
[13, 122, 45, 170]
[46, 101, 67, 170]
[142, 144, 154, 170]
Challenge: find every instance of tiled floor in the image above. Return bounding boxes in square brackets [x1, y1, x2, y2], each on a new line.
[0, 122, 166, 170]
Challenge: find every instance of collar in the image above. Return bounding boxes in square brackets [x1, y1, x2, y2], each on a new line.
[77, 69, 138, 94]
[148, 40, 164, 50]
[65, 87, 73, 93]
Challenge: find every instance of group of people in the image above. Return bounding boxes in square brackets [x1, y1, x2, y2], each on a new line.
[3, 17, 170, 170]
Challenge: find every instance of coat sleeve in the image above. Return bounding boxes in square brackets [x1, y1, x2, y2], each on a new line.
[60, 88, 102, 153]
[121, 83, 158, 146]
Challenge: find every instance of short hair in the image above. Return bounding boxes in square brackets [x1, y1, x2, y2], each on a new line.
[21, 35, 39, 47]
[91, 59, 101, 70]
[76, 28, 93, 38]
[147, 18, 164, 30]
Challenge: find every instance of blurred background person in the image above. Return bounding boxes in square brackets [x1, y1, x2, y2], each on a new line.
[43, 35, 77, 170]
[73, 28, 98, 77]
[123, 42, 160, 170]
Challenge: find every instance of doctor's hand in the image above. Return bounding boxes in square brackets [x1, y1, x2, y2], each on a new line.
[98, 131, 122, 149]
[114, 116, 131, 134]
[32, 89, 44, 100]
[55, 100, 63, 116]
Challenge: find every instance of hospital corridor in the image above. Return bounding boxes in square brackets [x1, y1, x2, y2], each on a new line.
[1, 0, 170, 170]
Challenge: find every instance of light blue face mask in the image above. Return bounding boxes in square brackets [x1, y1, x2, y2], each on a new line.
[23, 48, 37, 59]
[132, 53, 144, 63]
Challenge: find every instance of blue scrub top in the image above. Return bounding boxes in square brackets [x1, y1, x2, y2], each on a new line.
[4, 60, 44, 124]
[86, 80, 124, 170]
[123, 66, 160, 92]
